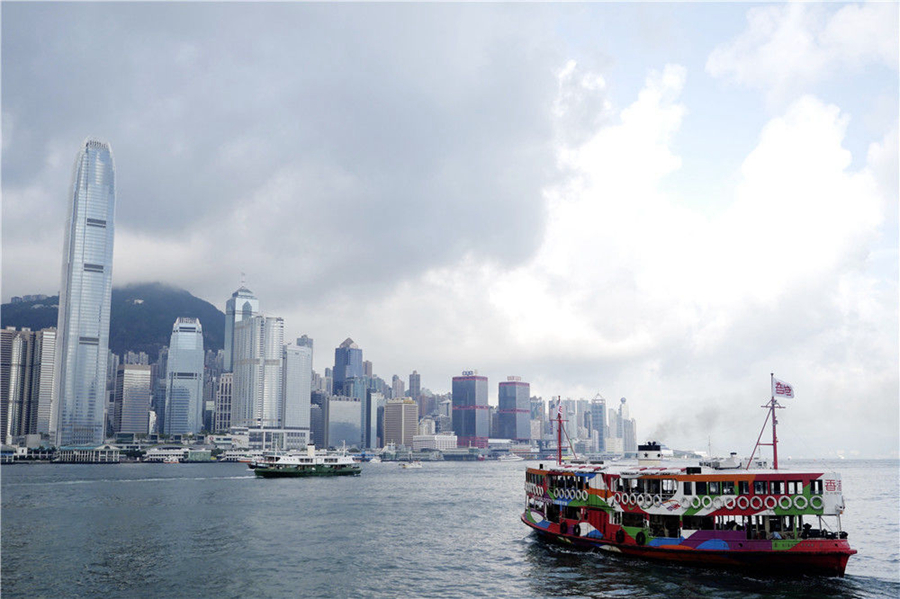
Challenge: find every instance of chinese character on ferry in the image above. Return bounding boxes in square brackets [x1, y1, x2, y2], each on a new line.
[825, 479, 837, 492]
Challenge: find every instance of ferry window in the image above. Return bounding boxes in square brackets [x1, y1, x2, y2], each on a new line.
[738, 481, 750, 495]
[787, 481, 797, 494]
[649, 479, 661, 494]
[754, 481, 767, 494]
[696, 481, 708, 495]
[709, 481, 720, 495]
[683, 482, 693, 495]
[791, 480, 802, 494]
[811, 480, 823, 495]
[770, 481, 784, 494]
[722, 481, 735, 495]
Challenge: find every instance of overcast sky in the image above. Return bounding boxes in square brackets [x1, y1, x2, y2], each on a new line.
[3, 2, 897, 458]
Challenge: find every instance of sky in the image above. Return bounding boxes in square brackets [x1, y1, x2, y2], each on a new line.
[2, 2, 898, 458]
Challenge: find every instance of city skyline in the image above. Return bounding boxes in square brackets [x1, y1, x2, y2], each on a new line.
[2, 3, 897, 458]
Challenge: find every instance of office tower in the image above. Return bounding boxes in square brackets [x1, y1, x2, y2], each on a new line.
[310, 404, 324, 448]
[282, 343, 312, 429]
[364, 390, 382, 449]
[53, 139, 116, 447]
[164, 318, 204, 435]
[333, 338, 363, 396]
[233, 315, 284, 428]
[391, 375, 405, 399]
[498, 376, 531, 442]
[297, 335, 314, 350]
[115, 365, 151, 434]
[124, 351, 149, 365]
[409, 370, 421, 399]
[590, 395, 607, 453]
[624, 418, 637, 454]
[363, 360, 373, 378]
[530, 397, 545, 441]
[30, 329, 57, 436]
[2, 327, 33, 442]
[451, 372, 489, 448]
[203, 374, 218, 431]
[1, 327, 17, 440]
[325, 395, 362, 448]
[223, 284, 259, 372]
[384, 398, 418, 448]
[214, 372, 234, 432]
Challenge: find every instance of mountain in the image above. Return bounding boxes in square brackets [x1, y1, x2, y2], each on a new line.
[1, 282, 225, 361]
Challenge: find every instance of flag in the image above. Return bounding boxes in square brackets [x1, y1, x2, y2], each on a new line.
[773, 377, 795, 399]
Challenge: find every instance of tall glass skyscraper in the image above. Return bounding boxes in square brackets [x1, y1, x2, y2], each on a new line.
[498, 377, 531, 442]
[224, 285, 259, 372]
[164, 318, 205, 435]
[333, 338, 362, 396]
[451, 372, 489, 448]
[53, 139, 116, 447]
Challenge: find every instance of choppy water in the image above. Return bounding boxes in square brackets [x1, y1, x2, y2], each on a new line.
[2, 459, 897, 598]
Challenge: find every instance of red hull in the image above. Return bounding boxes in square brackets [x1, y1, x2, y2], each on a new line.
[522, 515, 854, 577]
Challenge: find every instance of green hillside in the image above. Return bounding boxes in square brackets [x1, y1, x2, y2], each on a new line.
[1, 282, 225, 361]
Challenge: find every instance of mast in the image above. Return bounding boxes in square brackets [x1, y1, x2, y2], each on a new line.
[556, 400, 563, 466]
[747, 373, 784, 470]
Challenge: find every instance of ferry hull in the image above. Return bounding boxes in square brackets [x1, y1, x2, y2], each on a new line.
[522, 515, 853, 577]
[255, 465, 361, 478]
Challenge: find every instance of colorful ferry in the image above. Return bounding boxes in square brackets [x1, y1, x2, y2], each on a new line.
[521, 378, 856, 576]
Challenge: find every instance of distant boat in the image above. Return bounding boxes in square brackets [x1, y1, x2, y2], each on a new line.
[369, 456, 382, 463]
[400, 461, 422, 469]
[162, 456, 180, 464]
[498, 454, 524, 462]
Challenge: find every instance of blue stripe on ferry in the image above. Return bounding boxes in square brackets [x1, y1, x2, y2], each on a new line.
[696, 539, 730, 550]
[648, 538, 682, 547]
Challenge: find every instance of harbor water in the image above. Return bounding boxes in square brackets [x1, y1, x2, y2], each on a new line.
[2, 459, 898, 598]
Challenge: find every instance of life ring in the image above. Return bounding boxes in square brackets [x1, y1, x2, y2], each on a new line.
[810, 496, 824, 510]
[778, 496, 793, 510]
[712, 497, 724, 510]
[691, 496, 702, 509]
[640, 494, 652, 509]
[737, 496, 750, 510]
[750, 496, 763, 510]
[635, 531, 647, 546]
[793, 495, 809, 510]
[582, 490, 589, 502]
[653, 495, 662, 507]
[680, 497, 692, 509]
[701, 496, 713, 509]
[615, 529, 625, 544]
[764, 496, 777, 510]
[724, 496, 737, 510]
[614, 492, 622, 504]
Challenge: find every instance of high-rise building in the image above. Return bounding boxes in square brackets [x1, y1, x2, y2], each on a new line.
[498, 376, 531, 442]
[451, 372, 489, 448]
[123, 351, 149, 365]
[31, 329, 57, 436]
[233, 315, 284, 428]
[391, 375, 405, 399]
[364, 390, 383, 448]
[590, 395, 607, 454]
[164, 318, 204, 435]
[223, 285, 259, 372]
[383, 398, 418, 448]
[363, 360, 373, 378]
[115, 364, 151, 434]
[53, 139, 116, 447]
[408, 370, 421, 399]
[333, 338, 362, 396]
[214, 372, 234, 432]
[2, 327, 33, 442]
[310, 404, 324, 448]
[282, 343, 312, 430]
[325, 395, 362, 448]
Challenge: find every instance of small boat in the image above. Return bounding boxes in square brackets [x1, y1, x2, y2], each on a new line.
[253, 445, 361, 478]
[162, 456, 180, 464]
[370, 456, 382, 464]
[498, 454, 525, 462]
[400, 461, 422, 469]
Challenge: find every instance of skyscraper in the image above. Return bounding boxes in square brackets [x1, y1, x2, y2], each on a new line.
[233, 315, 284, 428]
[282, 343, 312, 429]
[333, 338, 362, 396]
[384, 398, 418, 448]
[224, 285, 259, 372]
[214, 372, 233, 432]
[408, 370, 421, 399]
[164, 318, 204, 435]
[115, 364, 151, 434]
[53, 139, 116, 447]
[391, 375, 405, 399]
[451, 372, 489, 448]
[590, 395, 607, 454]
[498, 376, 531, 442]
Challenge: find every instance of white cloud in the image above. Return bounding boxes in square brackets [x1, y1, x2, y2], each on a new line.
[707, 2, 899, 100]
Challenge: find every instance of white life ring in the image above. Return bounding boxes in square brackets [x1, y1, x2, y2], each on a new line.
[614, 492, 622, 504]
[631, 493, 639, 506]
[712, 497, 724, 510]
[566, 489, 573, 500]
[724, 496, 737, 510]
[581, 490, 589, 501]
[737, 496, 750, 510]
[794, 495, 809, 510]
[750, 496, 763, 510]
[653, 495, 662, 507]
[701, 495, 713, 509]
[764, 496, 777, 510]
[639, 494, 650, 509]
[810, 496, 824, 510]
[680, 497, 692, 509]
[691, 496, 702, 509]
[779, 496, 793, 510]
